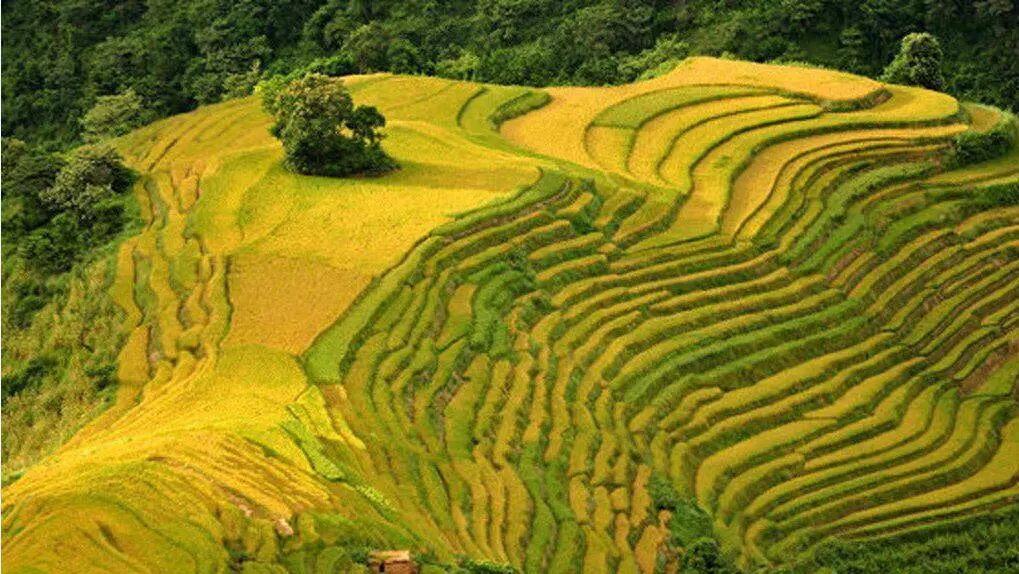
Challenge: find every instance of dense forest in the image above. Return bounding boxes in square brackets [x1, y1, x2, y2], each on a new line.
[4, 0, 1018, 149]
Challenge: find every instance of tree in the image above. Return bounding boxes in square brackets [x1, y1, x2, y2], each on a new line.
[860, 0, 924, 62]
[81, 89, 146, 141]
[4, 141, 132, 273]
[1, 139, 64, 241]
[881, 32, 946, 90]
[684, 538, 727, 573]
[387, 38, 425, 74]
[618, 34, 690, 82]
[303, 2, 358, 53]
[342, 23, 392, 73]
[837, 26, 870, 75]
[780, 0, 825, 34]
[976, 0, 1015, 22]
[266, 73, 396, 177]
[976, 0, 1015, 36]
[435, 50, 481, 81]
[221, 62, 263, 100]
[40, 144, 133, 220]
[183, 1, 275, 104]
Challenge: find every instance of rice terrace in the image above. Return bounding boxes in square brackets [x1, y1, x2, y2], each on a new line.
[3, 16, 1019, 574]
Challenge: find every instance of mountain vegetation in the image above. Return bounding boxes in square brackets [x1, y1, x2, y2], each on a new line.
[2, 2, 1018, 574]
[264, 73, 396, 176]
[1, 138, 136, 472]
[4, 56, 1018, 572]
[3, 0, 1018, 147]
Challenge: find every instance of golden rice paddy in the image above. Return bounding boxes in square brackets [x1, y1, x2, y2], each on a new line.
[4, 58, 1018, 574]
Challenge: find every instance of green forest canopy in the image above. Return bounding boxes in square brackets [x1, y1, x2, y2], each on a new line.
[3, 0, 1018, 148]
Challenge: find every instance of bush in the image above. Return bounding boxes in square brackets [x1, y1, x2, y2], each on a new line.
[435, 51, 480, 81]
[18, 213, 88, 273]
[221, 62, 262, 100]
[488, 91, 551, 127]
[806, 505, 1019, 573]
[304, 54, 358, 77]
[6, 276, 52, 328]
[977, 181, 1019, 209]
[683, 538, 730, 574]
[1, 355, 59, 399]
[881, 32, 946, 91]
[81, 89, 146, 141]
[953, 109, 1018, 166]
[647, 472, 684, 511]
[85, 358, 118, 392]
[618, 34, 690, 82]
[457, 557, 516, 574]
[40, 144, 133, 220]
[266, 73, 397, 177]
[6, 142, 133, 273]
[1, 139, 64, 238]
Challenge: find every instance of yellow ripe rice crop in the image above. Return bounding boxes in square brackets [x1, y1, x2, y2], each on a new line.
[224, 253, 371, 354]
[592, 86, 767, 129]
[585, 125, 635, 173]
[8, 57, 1019, 574]
[502, 57, 883, 168]
[629, 95, 797, 186]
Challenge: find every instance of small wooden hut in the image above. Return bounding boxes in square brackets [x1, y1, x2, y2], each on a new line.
[368, 550, 419, 574]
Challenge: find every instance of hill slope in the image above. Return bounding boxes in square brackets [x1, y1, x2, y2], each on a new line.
[3, 58, 1018, 573]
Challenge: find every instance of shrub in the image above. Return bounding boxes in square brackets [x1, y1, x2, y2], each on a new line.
[304, 54, 358, 77]
[953, 109, 1018, 166]
[683, 538, 728, 574]
[1, 355, 59, 399]
[85, 358, 118, 392]
[881, 32, 946, 91]
[18, 213, 87, 273]
[266, 73, 397, 177]
[806, 505, 1019, 573]
[618, 34, 690, 82]
[435, 51, 481, 81]
[647, 472, 683, 511]
[976, 181, 1019, 209]
[10, 143, 133, 272]
[1, 139, 64, 238]
[6, 277, 51, 328]
[457, 557, 516, 574]
[257, 74, 294, 113]
[40, 144, 133, 220]
[644, 472, 718, 552]
[221, 62, 262, 100]
[668, 501, 715, 549]
[80, 89, 146, 141]
[488, 91, 551, 128]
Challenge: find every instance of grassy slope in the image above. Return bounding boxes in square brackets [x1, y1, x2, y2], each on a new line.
[2, 59, 1017, 573]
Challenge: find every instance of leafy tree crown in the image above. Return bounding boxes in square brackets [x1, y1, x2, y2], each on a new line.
[881, 32, 946, 90]
[266, 73, 396, 177]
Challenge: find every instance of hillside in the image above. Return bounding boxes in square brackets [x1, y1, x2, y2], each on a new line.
[4, 0, 1018, 147]
[3, 58, 1019, 573]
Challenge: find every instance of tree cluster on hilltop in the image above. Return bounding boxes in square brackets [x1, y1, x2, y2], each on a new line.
[3, 0, 1018, 148]
[263, 73, 397, 177]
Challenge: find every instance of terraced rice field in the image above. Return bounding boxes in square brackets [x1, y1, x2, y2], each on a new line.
[3, 58, 1018, 573]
